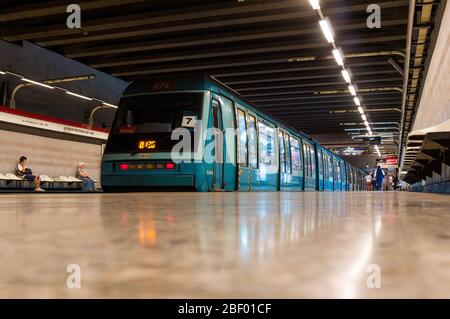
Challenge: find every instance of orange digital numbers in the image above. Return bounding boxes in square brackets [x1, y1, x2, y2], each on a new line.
[138, 140, 156, 150]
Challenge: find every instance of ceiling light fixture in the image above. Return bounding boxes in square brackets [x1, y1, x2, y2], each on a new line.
[66, 91, 93, 101]
[22, 78, 54, 89]
[309, 0, 320, 10]
[332, 49, 344, 66]
[319, 19, 334, 43]
[375, 145, 382, 157]
[102, 102, 118, 108]
[341, 70, 351, 83]
[348, 85, 356, 96]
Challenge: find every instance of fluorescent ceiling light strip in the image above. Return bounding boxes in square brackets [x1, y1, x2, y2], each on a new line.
[354, 97, 360, 106]
[357, 106, 364, 114]
[309, 0, 320, 9]
[375, 145, 381, 157]
[364, 120, 369, 127]
[102, 102, 118, 108]
[341, 70, 351, 83]
[361, 114, 367, 121]
[319, 20, 334, 43]
[0, 71, 6, 75]
[22, 78, 54, 89]
[66, 91, 93, 101]
[348, 85, 356, 96]
[332, 49, 344, 66]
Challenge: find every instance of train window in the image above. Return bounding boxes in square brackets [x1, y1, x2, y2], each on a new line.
[248, 115, 258, 168]
[290, 137, 302, 172]
[236, 109, 248, 166]
[258, 121, 276, 165]
[212, 101, 221, 129]
[284, 134, 292, 174]
[279, 131, 286, 173]
[106, 92, 204, 153]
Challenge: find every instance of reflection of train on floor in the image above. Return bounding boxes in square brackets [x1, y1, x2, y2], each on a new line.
[101, 75, 365, 192]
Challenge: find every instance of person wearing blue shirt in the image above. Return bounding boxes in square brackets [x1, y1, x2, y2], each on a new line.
[375, 165, 386, 191]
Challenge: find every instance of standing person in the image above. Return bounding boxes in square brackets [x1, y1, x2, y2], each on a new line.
[384, 173, 394, 191]
[393, 175, 399, 191]
[15, 156, 44, 192]
[375, 165, 385, 191]
[76, 162, 96, 192]
[365, 173, 372, 191]
[371, 171, 376, 191]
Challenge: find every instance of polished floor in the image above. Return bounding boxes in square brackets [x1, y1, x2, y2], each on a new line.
[0, 191, 449, 298]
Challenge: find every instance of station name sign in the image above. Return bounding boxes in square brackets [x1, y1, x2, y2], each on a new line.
[0, 106, 109, 141]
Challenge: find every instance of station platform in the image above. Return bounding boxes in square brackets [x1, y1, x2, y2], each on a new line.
[0, 192, 449, 298]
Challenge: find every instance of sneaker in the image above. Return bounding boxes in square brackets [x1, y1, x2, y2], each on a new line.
[34, 188, 45, 192]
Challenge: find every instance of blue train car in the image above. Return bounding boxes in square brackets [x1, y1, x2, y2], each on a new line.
[101, 75, 365, 192]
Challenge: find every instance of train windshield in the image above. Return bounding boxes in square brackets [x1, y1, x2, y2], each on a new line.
[105, 93, 204, 153]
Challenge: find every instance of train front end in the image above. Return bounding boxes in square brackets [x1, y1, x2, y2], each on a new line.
[101, 87, 211, 192]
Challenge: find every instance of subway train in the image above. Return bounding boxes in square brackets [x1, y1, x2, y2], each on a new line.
[101, 75, 365, 192]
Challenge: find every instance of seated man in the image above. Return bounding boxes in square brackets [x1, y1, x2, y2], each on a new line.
[15, 156, 44, 192]
[76, 162, 96, 192]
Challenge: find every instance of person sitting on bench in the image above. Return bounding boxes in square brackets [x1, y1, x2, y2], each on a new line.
[76, 162, 96, 192]
[15, 156, 44, 192]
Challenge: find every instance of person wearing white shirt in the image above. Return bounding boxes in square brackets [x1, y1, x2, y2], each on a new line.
[15, 156, 44, 192]
[365, 173, 373, 191]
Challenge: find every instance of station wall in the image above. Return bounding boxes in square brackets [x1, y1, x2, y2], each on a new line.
[0, 129, 104, 182]
[0, 40, 128, 128]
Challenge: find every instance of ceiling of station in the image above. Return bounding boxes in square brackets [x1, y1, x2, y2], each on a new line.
[1, 0, 413, 155]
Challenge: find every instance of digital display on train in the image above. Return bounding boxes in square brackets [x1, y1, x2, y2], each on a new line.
[138, 140, 156, 150]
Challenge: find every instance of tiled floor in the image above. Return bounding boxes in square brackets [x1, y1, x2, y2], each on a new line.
[0, 192, 449, 298]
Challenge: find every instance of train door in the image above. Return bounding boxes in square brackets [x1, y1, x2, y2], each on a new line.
[284, 133, 292, 191]
[332, 158, 338, 191]
[310, 145, 317, 191]
[340, 160, 346, 190]
[323, 153, 328, 190]
[236, 108, 250, 191]
[211, 99, 224, 190]
[302, 141, 316, 191]
[279, 130, 288, 191]
[317, 148, 324, 191]
[257, 120, 278, 191]
[247, 114, 259, 191]
[290, 137, 303, 191]
[345, 163, 352, 191]
[337, 161, 342, 191]
[302, 142, 310, 190]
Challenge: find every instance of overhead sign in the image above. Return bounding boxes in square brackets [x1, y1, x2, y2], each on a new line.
[386, 156, 398, 165]
[0, 106, 109, 141]
[362, 135, 381, 145]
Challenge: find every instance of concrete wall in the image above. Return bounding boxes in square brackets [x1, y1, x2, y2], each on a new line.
[412, 1, 450, 131]
[0, 129, 103, 182]
[0, 40, 128, 127]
